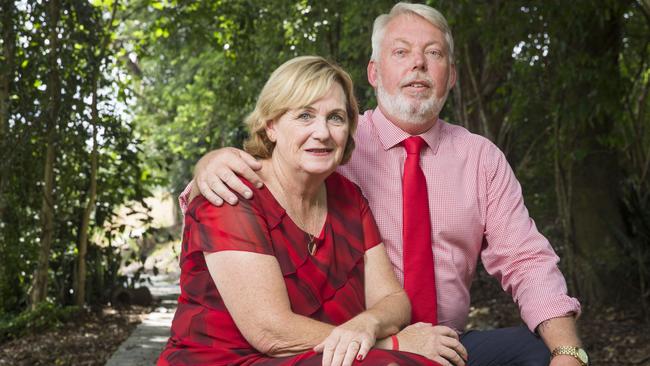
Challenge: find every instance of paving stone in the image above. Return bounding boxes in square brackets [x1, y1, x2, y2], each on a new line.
[105, 275, 179, 366]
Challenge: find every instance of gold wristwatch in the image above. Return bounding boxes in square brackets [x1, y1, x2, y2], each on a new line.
[551, 346, 589, 366]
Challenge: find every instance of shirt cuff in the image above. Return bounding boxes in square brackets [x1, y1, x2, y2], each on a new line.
[523, 295, 581, 333]
[178, 180, 194, 215]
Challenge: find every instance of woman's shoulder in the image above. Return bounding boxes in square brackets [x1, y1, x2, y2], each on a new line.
[326, 171, 362, 195]
[186, 177, 281, 226]
[325, 172, 367, 211]
[182, 179, 279, 257]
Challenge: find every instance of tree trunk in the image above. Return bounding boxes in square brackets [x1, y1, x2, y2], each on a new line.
[556, 2, 630, 303]
[552, 106, 577, 294]
[0, 0, 16, 224]
[75, 2, 118, 305]
[0, 0, 14, 133]
[31, 130, 57, 308]
[463, 44, 493, 142]
[451, 73, 469, 130]
[75, 121, 97, 306]
[30, 0, 62, 309]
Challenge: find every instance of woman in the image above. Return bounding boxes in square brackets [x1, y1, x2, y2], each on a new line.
[158, 56, 438, 366]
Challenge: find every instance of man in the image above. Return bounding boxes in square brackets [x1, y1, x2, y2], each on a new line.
[182, 3, 585, 366]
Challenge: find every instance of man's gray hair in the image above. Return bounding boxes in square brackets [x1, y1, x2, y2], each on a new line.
[370, 2, 455, 64]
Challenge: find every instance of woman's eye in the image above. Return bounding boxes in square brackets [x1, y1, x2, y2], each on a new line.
[328, 114, 345, 123]
[297, 112, 312, 120]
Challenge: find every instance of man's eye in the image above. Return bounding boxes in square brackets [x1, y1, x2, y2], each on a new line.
[427, 50, 443, 58]
[394, 49, 406, 56]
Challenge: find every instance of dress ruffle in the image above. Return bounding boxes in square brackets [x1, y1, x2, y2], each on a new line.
[275, 221, 365, 317]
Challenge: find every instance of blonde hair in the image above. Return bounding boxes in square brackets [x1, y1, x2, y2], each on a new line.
[243, 56, 359, 164]
[371, 2, 455, 64]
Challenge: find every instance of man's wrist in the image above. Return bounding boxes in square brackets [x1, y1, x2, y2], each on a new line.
[537, 315, 582, 349]
[390, 334, 399, 350]
[374, 336, 393, 350]
[551, 346, 589, 366]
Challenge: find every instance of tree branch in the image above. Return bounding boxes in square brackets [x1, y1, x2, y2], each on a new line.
[635, 0, 650, 27]
[463, 43, 493, 141]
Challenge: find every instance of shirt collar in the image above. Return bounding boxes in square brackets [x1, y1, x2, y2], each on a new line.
[370, 107, 443, 154]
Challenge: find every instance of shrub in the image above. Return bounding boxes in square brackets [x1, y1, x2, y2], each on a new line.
[0, 302, 80, 343]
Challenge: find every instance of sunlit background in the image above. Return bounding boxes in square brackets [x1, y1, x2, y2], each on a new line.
[0, 0, 649, 364]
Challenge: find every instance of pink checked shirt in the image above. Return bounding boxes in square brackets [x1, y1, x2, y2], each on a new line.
[338, 108, 580, 332]
[180, 107, 581, 333]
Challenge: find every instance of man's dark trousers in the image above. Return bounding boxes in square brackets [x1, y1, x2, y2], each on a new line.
[461, 326, 550, 366]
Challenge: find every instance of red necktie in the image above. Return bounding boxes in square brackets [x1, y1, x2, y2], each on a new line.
[402, 136, 437, 324]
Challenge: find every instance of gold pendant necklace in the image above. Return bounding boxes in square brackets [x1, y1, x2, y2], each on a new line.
[307, 234, 317, 255]
[268, 181, 322, 256]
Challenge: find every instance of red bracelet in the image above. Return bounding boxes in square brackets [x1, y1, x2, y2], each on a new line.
[391, 335, 399, 351]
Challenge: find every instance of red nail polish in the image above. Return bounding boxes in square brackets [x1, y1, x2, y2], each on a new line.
[356, 354, 363, 362]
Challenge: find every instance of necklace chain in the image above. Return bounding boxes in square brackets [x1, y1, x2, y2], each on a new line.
[291, 211, 319, 256]
[269, 182, 324, 256]
[307, 235, 317, 255]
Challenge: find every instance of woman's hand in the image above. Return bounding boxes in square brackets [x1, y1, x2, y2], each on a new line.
[313, 314, 379, 366]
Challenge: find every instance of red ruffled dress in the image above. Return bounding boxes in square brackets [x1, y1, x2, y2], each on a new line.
[158, 173, 438, 365]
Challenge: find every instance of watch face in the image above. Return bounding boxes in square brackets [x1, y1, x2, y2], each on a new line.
[577, 349, 589, 363]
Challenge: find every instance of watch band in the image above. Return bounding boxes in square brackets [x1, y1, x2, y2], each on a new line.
[551, 346, 589, 366]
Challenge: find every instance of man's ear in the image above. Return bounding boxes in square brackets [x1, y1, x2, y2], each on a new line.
[367, 60, 378, 88]
[448, 62, 457, 90]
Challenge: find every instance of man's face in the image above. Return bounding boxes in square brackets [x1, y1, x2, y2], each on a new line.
[368, 14, 456, 129]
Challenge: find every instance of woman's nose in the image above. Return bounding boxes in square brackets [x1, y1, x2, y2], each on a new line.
[311, 117, 331, 139]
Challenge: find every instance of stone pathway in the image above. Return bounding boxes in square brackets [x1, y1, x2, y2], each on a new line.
[105, 274, 180, 366]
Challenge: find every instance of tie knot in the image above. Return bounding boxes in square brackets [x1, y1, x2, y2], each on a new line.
[403, 136, 426, 155]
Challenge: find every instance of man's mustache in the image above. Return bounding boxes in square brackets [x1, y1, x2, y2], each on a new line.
[399, 73, 434, 88]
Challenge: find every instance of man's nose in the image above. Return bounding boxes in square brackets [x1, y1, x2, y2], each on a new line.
[411, 51, 426, 71]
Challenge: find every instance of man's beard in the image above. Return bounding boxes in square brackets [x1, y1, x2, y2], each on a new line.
[376, 72, 449, 125]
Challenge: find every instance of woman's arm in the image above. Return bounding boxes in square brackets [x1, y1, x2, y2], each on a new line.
[365, 244, 468, 365]
[363, 243, 411, 337]
[205, 250, 334, 357]
[206, 243, 410, 366]
[314, 243, 411, 366]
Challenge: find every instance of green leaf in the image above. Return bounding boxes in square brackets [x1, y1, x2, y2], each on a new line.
[90, 0, 113, 7]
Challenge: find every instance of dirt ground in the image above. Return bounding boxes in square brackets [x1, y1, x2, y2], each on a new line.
[0, 274, 648, 366]
[468, 269, 650, 366]
[0, 306, 150, 366]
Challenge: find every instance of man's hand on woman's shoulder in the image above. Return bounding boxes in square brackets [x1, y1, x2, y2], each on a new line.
[193, 147, 263, 206]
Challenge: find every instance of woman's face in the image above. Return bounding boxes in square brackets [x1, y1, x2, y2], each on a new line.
[266, 83, 350, 177]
